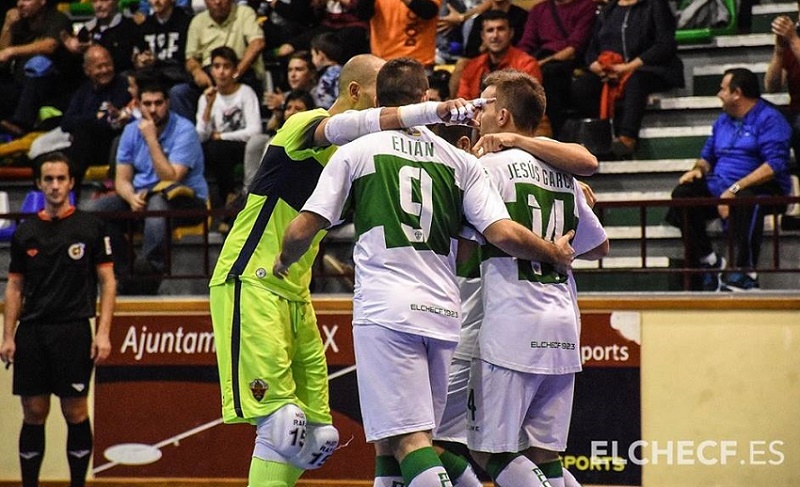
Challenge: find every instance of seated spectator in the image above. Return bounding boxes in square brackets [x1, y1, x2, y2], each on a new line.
[435, 0, 489, 64]
[571, 0, 683, 157]
[83, 79, 208, 295]
[133, 0, 193, 87]
[273, 0, 370, 62]
[68, 0, 140, 73]
[261, 0, 316, 59]
[456, 11, 540, 99]
[169, 0, 265, 120]
[462, 0, 526, 58]
[196, 46, 261, 206]
[456, 11, 550, 135]
[428, 68, 452, 101]
[517, 0, 596, 139]
[369, 0, 439, 66]
[136, 0, 192, 19]
[62, 45, 131, 192]
[262, 50, 317, 115]
[665, 68, 792, 291]
[0, 0, 82, 138]
[309, 32, 343, 109]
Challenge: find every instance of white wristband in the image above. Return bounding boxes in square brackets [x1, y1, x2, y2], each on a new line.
[323, 108, 383, 145]
[397, 102, 441, 128]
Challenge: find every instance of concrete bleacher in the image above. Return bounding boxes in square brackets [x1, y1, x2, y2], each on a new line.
[584, 1, 800, 292]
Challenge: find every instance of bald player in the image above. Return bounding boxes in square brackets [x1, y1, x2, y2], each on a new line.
[209, 54, 486, 486]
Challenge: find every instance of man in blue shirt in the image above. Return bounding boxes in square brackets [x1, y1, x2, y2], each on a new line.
[83, 79, 208, 294]
[667, 68, 792, 291]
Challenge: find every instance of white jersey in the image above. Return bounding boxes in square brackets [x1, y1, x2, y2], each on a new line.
[303, 126, 510, 342]
[195, 83, 262, 142]
[478, 148, 607, 374]
[454, 247, 483, 360]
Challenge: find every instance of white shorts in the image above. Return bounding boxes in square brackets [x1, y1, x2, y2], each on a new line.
[466, 359, 574, 453]
[433, 358, 470, 444]
[353, 324, 456, 442]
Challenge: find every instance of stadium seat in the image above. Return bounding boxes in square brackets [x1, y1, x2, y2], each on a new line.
[0, 191, 14, 241]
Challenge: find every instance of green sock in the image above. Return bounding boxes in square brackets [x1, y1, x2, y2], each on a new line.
[539, 460, 564, 487]
[248, 456, 304, 487]
[375, 455, 404, 486]
[400, 447, 450, 486]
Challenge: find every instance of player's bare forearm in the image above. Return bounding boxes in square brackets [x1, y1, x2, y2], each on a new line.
[1, 275, 23, 364]
[474, 134, 598, 176]
[274, 211, 330, 278]
[483, 219, 575, 268]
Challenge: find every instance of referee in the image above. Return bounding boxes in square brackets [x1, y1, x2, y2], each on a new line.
[1, 151, 116, 487]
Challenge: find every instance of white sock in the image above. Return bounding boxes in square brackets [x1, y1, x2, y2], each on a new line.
[452, 464, 482, 487]
[493, 455, 551, 487]
[374, 478, 404, 487]
[407, 466, 451, 487]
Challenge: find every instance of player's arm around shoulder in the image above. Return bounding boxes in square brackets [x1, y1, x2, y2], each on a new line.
[472, 133, 598, 176]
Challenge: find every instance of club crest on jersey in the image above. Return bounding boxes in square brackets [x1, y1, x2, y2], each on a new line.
[26, 248, 39, 257]
[249, 379, 269, 401]
[68, 243, 86, 260]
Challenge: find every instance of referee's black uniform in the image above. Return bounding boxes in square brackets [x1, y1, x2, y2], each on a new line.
[8, 206, 113, 397]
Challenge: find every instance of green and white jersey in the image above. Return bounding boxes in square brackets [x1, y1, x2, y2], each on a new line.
[209, 108, 335, 302]
[303, 126, 509, 342]
[479, 148, 607, 374]
[454, 246, 482, 361]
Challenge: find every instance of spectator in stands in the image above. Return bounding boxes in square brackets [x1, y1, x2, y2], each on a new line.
[83, 79, 208, 295]
[368, 0, 439, 66]
[765, 11, 800, 164]
[309, 32, 343, 109]
[462, 0, 526, 58]
[456, 11, 540, 99]
[263, 50, 317, 114]
[196, 46, 260, 206]
[517, 0, 596, 139]
[0, 0, 82, 138]
[261, 0, 316, 60]
[169, 0, 265, 120]
[68, 0, 140, 73]
[136, 0, 192, 19]
[133, 0, 193, 87]
[62, 45, 131, 193]
[428, 68, 451, 100]
[272, 0, 371, 62]
[435, 0, 488, 64]
[666, 68, 792, 291]
[571, 0, 683, 157]
[456, 11, 550, 135]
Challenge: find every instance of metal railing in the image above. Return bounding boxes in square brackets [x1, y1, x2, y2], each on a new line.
[2, 195, 800, 291]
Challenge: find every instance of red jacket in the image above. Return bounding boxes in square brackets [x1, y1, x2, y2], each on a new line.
[457, 46, 543, 99]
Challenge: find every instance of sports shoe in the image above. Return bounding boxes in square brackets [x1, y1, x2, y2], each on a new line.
[721, 272, 760, 292]
[699, 255, 726, 291]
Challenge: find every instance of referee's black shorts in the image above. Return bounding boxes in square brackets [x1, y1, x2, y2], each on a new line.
[13, 319, 94, 398]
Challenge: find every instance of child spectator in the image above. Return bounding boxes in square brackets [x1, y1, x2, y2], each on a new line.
[196, 46, 261, 206]
[309, 32, 343, 109]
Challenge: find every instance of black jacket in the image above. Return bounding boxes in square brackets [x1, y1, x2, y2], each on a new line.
[585, 0, 684, 87]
